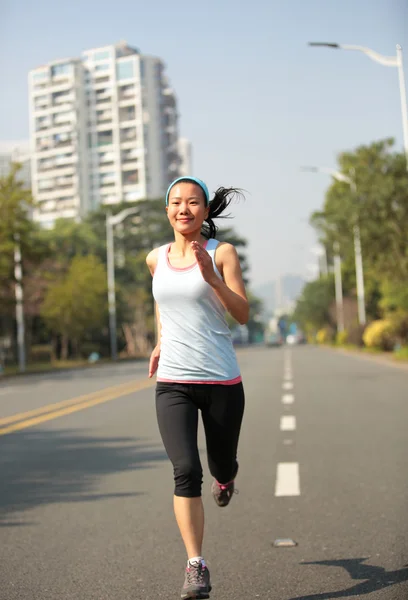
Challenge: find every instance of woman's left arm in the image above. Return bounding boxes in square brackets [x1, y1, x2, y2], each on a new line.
[192, 241, 249, 324]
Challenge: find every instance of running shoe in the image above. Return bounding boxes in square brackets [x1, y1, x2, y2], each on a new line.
[211, 479, 237, 507]
[181, 561, 211, 599]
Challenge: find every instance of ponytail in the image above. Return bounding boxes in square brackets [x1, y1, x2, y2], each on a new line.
[202, 187, 245, 239]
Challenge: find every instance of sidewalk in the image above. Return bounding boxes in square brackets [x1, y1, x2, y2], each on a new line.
[321, 344, 408, 371]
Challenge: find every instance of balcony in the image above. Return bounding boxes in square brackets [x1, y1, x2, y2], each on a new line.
[100, 193, 119, 205]
[55, 154, 75, 166]
[54, 138, 73, 149]
[122, 147, 140, 161]
[95, 88, 112, 101]
[36, 119, 52, 131]
[119, 106, 136, 122]
[37, 186, 75, 201]
[37, 180, 54, 192]
[93, 76, 111, 88]
[97, 134, 113, 147]
[53, 92, 74, 105]
[120, 127, 137, 144]
[118, 86, 135, 103]
[100, 173, 116, 185]
[37, 158, 55, 171]
[53, 113, 74, 127]
[36, 140, 53, 152]
[162, 90, 176, 109]
[122, 170, 139, 186]
[98, 151, 115, 164]
[34, 98, 50, 111]
[124, 190, 142, 202]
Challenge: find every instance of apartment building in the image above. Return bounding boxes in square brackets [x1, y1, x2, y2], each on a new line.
[0, 140, 31, 186]
[178, 138, 193, 176]
[29, 41, 183, 227]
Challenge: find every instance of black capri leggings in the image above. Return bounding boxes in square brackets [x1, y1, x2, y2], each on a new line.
[156, 381, 245, 498]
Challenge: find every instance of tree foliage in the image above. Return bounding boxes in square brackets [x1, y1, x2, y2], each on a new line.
[294, 138, 408, 341]
[311, 138, 408, 284]
[292, 276, 335, 331]
[41, 255, 107, 358]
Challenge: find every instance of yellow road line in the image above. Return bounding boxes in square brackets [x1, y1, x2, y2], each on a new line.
[0, 379, 145, 427]
[0, 379, 154, 437]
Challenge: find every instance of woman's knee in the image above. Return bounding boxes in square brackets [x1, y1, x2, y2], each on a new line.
[174, 461, 203, 497]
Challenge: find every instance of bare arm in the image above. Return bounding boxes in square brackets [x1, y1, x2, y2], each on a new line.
[146, 248, 161, 377]
[191, 241, 249, 324]
[212, 243, 249, 325]
[154, 301, 162, 347]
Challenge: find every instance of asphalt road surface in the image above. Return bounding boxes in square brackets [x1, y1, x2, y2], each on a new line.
[1, 346, 407, 599]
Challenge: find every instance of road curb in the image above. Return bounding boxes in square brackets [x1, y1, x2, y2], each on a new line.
[317, 345, 408, 372]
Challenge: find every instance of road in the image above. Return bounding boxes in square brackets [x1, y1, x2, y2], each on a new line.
[0, 346, 407, 599]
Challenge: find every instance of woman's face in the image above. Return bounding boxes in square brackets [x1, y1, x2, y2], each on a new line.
[166, 182, 209, 234]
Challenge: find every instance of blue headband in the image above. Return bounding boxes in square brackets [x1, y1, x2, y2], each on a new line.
[165, 176, 210, 206]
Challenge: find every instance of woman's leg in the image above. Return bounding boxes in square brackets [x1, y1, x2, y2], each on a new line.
[156, 383, 204, 559]
[201, 382, 245, 486]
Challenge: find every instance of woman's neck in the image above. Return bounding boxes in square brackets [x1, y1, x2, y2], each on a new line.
[172, 232, 206, 255]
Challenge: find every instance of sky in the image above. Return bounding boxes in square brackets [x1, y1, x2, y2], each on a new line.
[1, 0, 407, 289]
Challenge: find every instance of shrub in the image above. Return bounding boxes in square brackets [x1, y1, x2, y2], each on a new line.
[388, 311, 408, 345]
[336, 330, 348, 346]
[363, 320, 396, 351]
[29, 344, 52, 363]
[316, 327, 335, 344]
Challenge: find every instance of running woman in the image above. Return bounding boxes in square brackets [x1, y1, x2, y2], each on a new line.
[146, 176, 248, 599]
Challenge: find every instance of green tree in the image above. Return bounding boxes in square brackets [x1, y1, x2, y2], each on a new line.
[0, 162, 35, 280]
[316, 138, 408, 278]
[41, 255, 107, 359]
[310, 138, 408, 318]
[292, 276, 335, 332]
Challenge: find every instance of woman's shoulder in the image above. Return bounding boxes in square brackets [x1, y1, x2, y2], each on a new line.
[213, 240, 238, 258]
[146, 245, 167, 275]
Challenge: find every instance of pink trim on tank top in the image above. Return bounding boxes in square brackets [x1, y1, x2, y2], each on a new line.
[166, 240, 209, 272]
[157, 375, 242, 386]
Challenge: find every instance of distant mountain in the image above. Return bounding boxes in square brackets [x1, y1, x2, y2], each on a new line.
[252, 275, 305, 318]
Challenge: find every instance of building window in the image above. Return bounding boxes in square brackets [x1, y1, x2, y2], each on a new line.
[117, 60, 134, 81]
[122, 170, 139, 185]
[94, 50, 110, 61]
[97, 131, 113, 146]
[95, 63, 110, 72]
[33, 70, 48, 81]
[51, 63, 72, 77]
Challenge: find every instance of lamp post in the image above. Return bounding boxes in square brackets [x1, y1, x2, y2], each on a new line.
[309, 42, 408, 170]
[14, 234, 26, 372]
[106, 207, 140, 361]
[301, 166, 366, 326]
[333, 241, 344, 333]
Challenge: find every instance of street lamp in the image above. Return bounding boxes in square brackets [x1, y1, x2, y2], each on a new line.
[14, 234, 26, 372]
[309, 42, 408, 170]
[300, 166, 366, 326]
[333, 241, 344, 333]
[106, 207, 140, 361]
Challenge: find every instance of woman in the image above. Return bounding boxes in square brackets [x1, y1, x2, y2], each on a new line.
[146, 176, 248, 599]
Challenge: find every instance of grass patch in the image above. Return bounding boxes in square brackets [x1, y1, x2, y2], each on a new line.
[394, 346, 408, 361]
[1, 355, 149, 378]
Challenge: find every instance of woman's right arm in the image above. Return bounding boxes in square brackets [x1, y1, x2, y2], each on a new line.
[146, 249, 161, 377]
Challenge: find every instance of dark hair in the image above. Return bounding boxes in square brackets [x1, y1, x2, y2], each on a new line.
[202, 187, 245, 239]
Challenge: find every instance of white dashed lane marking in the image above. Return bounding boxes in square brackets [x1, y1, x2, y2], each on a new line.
[275, 462, 300, 496]
[280, 415, 296, 431]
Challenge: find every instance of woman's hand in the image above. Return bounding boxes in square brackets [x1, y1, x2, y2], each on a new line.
[149, 345, 161, 378]
[191, 241, 218, 286]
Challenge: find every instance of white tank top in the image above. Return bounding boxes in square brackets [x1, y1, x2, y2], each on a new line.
[152, 238, 241, 384]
